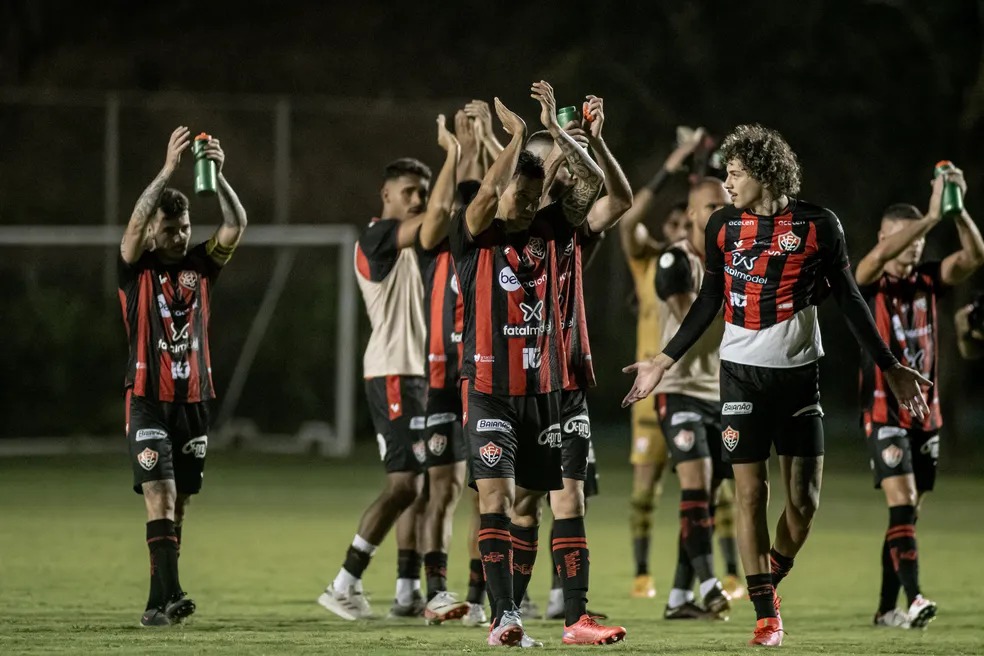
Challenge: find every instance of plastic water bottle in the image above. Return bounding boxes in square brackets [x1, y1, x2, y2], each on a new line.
[193, 133, 217, 197]
[934, 160, 964, 219]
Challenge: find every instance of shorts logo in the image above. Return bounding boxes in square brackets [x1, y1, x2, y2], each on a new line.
[919, 435, 939, 459]
[137, 447, 159, 471]
[634, 436, 651, 454]
[412, 440, 427, 464]
[537, 423, 562, 448]
[480, 441, 503, 467]
[563, 415, 591, 439]
[722, 402, 753, 416]
[722, 426, 740, 452]
[659, 252, 675, 268]
[877, 426, 908, 440]
[498, 267, 522, 292]
[477, 419, 511, 432]
[410, 416, 426, 431]
[428, 434, 447, 456]
[376, 434, 387, 461]
[671, 411, 702, 426]
[673, 429, 696, 453]
[389, 403, 401, 414]
[426, 412, 457, 427]
[182, 435, 207, 458]
[778, 232, 801, 252]
[881, 444, 904, 469]
[178, 270, 198, 290]
[135, 428, 168, 442]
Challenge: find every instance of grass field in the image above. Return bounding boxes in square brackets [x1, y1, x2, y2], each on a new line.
[1, 442, 982, 655]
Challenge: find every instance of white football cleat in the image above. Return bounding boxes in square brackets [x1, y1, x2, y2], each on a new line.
[318, 585, 375, 621]
[906, 595, 937, 629]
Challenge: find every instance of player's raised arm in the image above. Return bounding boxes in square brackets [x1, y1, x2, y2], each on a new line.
[121, 126, 191, 264]
[531, 80, 604, 226]
[200, 137, 248, 266]
[582, 95, 633, 233]
[938, 171, 984, 285]
[418, 115, 461, 250]
[465, 99, 504, 161]
[617, 128, 704, 261]
[820, 212, 932, 418]
[464, 98, 526, 237]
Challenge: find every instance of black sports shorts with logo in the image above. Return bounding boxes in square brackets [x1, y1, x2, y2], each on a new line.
[558, 389, 599, 497]
[865, 423, 939, 492]
[718, 360, 825, 464]
[656, 393, 732, 481]
[424, 385, 468, 468]
[463, 380, 563, 492]
[126, 390, 209, 494]
[366, 375, 427, 474]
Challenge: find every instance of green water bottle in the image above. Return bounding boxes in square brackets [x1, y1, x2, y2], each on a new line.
[193, 133, 217, 197]
[934, 160, 964, 219]
[556, 105, 580, 129]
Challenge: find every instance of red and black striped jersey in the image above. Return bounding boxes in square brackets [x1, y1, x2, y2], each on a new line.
[555, 229, 601, 391]
[859, 261, 943, 431]
[117, 243, 221, 403]
[449, 202, 573, 396]
[707, 200, 848, 367]
[416, 238, 464, 390]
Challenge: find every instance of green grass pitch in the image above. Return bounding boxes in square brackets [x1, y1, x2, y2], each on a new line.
[1, 442, 981, 655]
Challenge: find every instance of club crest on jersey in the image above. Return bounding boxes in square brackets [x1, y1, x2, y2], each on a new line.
[428, 434, 447, 456]
[527, 237, 546, 260]
[673, 429, 696, 453]
[137, 447, 158, 471]
[412, 439, 427, 464]
[480, 441, 503, 467]
[881, 444, 904, 469]
[722, 426, 740, 452]
[778, 232, 801, 252]
[178, 270, 198, 290]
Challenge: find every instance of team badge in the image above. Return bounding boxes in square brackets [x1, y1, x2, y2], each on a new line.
[412, 440, 427, 463]
[673, 429, 696, 453]
[428, 434, 447, 456]
[881, 445, 904, 468]
[480, 441, 503, 467]
[137, 447, 159, 471]
[722, 426, 740, 452]
[527, 237, 546, 260]
[178, 270, 198, 290]
[778, 232, 801, 252]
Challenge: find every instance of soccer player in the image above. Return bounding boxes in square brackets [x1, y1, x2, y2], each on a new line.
[118, 126, 247, 626]
[654, 177, 734, 620]
[855, 169, 983, 628]
[414, 111, 480, 625]
[319, 116, 459, 621]
[622, 124, 932, 647]
[525, 95, 633, 622]
[450, 85, 625, 646]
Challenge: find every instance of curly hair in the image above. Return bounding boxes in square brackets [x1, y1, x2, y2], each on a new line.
[719, 124, 801, 196]
[514, 150, 545, 180]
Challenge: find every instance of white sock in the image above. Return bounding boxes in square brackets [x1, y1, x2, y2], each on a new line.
[668, 588, 690, 608]
[396, 578, 419, 605]
[352, 534, 378, 556]
[699, 578, 720, 599]
[333, 567, 357, 594]
[549, 587, 563, 604]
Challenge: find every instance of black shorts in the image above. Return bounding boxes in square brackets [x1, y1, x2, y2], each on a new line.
[559, 389, 592, 483]
[865, 423, 939, 492]
[424, 385, 467, 468]
[366, 375, 427, 474]
[719, 360, 825, 464]
[656, 393, 733, 481]
[463, 381, 563, 492]
[125, 390, 209, 495]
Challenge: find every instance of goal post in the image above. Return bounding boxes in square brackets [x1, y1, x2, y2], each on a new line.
[0, 224, 359, 457]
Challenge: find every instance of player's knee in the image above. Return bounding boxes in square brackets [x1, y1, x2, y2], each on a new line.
[429, 474, 463, 510]
[735, 479, 768, 514]
[387, 474, 422, 508]
[479, 489, 512, 515]
[789, 486, 820, 524]
[512, 491, 544, 526]
[551, 487, 585, 519]
[142, 480, 176, 519]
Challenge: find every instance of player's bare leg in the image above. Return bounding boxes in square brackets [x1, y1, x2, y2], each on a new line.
[462, 490, 489, 627]
[421, 459, 469, 623]
[141, 479, 193, 625]
[390, 477, 427, 617]
[732, 461, 782, 645]
[476, 477, 523, 646]
[771, 455, 823, 596]
[876, 474, 935, 628]
[320, 471, 421, 621]
[715, 481, 744, 598]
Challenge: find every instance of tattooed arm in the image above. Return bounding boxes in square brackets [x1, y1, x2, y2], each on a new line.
[200, 137, 249, 252]
[120, 126, 191, 264]
[530, 80, 603, 226]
